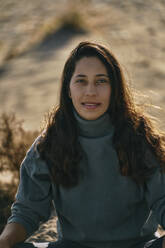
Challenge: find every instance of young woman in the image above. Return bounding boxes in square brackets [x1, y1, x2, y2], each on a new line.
[0, 41, 165, 248]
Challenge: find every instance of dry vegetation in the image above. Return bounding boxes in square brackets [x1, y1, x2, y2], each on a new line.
[0, 0, 89, 64]
[0, 113, 38, 232]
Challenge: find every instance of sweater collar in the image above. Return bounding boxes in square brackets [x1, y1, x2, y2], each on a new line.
[74, 110, 114, 138]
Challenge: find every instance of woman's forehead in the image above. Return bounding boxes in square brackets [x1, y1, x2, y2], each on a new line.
[73, 57, 108, 74]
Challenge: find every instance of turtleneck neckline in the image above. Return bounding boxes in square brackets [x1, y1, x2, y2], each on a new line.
[73, 110, 114, 138]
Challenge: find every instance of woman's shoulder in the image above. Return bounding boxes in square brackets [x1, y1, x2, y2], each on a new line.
[21, 134, 50, 178]
[26, 135, 42, 160]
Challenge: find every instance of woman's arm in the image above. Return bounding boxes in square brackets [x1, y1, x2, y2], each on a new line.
[0, 137, 53, 246]
[0, 223, 27, 248]
[145, 168, 165, 229]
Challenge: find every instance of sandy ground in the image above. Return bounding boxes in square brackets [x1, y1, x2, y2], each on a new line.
[0, 0, 165, 243]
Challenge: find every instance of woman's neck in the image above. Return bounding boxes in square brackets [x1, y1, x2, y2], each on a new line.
[73, 110, 114, 138]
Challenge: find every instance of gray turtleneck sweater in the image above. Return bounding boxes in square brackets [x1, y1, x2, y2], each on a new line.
[8, 113, 165, 248]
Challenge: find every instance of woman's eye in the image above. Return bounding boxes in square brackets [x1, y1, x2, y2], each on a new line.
[76, 79, 86, 83]
[97, 79, 108, 83]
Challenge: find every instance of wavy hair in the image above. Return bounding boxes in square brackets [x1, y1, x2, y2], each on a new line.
[38, 41, 165, 187]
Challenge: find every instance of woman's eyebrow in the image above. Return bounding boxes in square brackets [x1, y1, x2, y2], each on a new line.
[75, 74, 109, 77]
[75, 74, 87, 77]
[96, 74, 109, 77]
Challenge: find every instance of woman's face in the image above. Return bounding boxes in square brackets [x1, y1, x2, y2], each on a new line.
[69, 56, 111, 120]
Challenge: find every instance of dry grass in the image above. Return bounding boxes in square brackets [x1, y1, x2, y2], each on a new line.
[0, 113, 39, 232]
[1, 0, 89, 64]
[0, 113, 38, 185]
[55, 1, 89, 32]
[0, 184, 14, 233]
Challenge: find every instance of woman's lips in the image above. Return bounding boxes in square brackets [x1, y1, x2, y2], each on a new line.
[82, 102, 101, 109]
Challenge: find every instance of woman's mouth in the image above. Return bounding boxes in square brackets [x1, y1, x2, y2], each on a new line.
[82, 102, 101, 109]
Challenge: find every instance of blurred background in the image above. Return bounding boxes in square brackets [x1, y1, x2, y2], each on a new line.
[0, 0, 165, 130]
[0, 0, 165, 239]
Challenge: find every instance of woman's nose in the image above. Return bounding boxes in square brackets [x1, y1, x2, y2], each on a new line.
[85, 84, 97, 96]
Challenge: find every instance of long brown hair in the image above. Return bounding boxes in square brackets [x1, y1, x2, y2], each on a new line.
[38, 41, 165, 187]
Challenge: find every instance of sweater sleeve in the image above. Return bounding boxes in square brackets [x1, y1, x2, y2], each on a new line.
[145, 149, 165, 229]
[7, 137, 53, 237]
